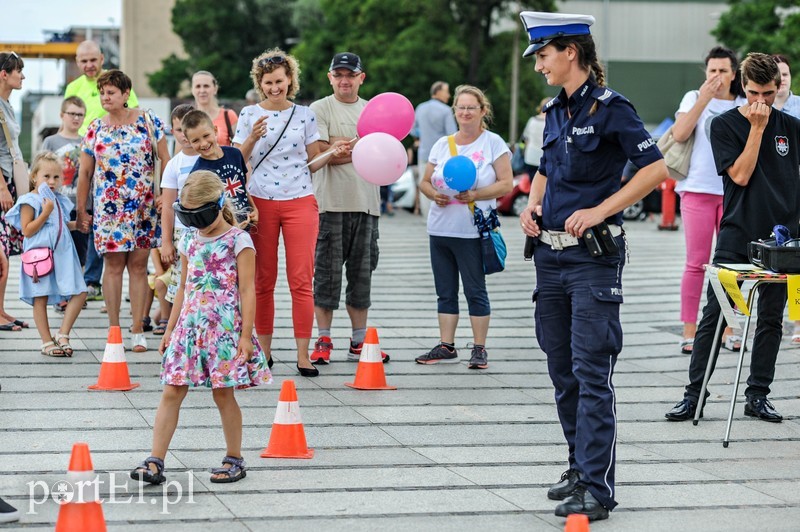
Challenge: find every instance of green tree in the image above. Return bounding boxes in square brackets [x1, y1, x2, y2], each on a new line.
[292, 0, 554, 140]
[452, 0, 515, 84]
[292, 0, 463, 102]
[147, 54, 191, 98]
[148, 0, 298, 98]
[713, 0, 800, 92]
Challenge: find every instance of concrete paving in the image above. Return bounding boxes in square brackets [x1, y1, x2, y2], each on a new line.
[2, 211, 800, 531]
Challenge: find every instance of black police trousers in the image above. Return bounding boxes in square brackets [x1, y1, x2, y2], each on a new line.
[532, 236, 626, 511]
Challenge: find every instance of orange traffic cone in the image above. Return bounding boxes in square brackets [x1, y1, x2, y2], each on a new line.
[345, 328, 396, 390]
[565, 513, 589, 532]
[88, 326, 140, 391]
[261, 380, 314, 459]
[55, 442, 106, 532]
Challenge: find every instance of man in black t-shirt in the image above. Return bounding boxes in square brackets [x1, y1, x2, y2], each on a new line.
[666, 53, 800, 423]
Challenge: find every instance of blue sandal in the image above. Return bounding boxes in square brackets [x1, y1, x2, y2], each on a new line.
[153, 319, 169, 335]
[130, 456, 166, 485]
[210, 456, 246, 483]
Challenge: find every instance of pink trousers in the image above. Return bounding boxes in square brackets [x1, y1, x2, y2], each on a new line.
[680, 191, 723, 323]
[251, 195, 319, 338]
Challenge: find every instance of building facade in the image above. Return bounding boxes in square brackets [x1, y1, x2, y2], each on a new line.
[559, 0, 728, 123]
[121, 0, 185, 98]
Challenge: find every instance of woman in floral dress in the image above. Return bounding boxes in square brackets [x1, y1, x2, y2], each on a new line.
[76, 69, 170, 351]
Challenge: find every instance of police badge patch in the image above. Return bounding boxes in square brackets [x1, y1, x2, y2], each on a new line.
[776, 136, 789, 156]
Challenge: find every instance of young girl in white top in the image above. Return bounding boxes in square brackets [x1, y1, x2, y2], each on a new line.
[6, 152, 87, 356]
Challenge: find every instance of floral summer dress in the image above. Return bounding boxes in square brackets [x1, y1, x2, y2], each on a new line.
[81, 110, 163, 253]
[161, 227, 271, 389]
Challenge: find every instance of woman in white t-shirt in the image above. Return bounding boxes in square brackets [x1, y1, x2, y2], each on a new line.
[521, 96, 551, 171]
[233, 49, 347, 378]
[416, 85, 512, 369]
[671, 47, 746, 355]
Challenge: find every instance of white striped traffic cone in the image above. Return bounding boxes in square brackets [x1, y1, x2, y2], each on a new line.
[55, 442, 106, 531]
[88, 326, 140, 391]
[345, 328, 397, 390]
[260, 380, 314, 459]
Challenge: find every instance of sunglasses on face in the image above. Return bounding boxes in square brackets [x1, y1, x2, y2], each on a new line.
[1, 51, 20, 73]
[259, 56, 287, 67]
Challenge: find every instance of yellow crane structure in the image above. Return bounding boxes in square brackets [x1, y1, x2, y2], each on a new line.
[0, 42, 79, 60]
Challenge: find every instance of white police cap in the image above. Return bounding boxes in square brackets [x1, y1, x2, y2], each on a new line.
[519, 12, 595, 58]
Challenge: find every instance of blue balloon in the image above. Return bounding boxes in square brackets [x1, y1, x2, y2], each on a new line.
[443, 155, 477, 192]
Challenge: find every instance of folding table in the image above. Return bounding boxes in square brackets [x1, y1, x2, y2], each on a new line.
[695, 264, 791, 447]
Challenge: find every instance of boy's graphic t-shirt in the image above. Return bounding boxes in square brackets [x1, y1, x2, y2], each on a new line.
[191, 146, 249, 222]
[42, 134, 82, 209]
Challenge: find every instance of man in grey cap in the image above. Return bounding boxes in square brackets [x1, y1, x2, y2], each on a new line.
[412, 81, 457, 215]
[309, 53, 390, 365]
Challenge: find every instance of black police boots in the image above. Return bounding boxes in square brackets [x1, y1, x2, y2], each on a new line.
[554, 485, 609, 521]
[547, 468, 581, 500]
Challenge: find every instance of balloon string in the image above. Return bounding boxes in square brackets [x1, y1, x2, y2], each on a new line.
[303, 136, 358, 169]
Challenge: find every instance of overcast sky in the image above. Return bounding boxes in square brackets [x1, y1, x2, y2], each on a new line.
[3, 0, 122, 112]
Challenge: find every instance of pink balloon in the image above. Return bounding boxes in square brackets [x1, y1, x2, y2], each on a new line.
[357, 92, 415, 140]
[352, 132, 408, 186]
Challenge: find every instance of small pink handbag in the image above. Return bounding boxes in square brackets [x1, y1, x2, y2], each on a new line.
[21, 248, 54, 282]
[20, 199, 62, 283]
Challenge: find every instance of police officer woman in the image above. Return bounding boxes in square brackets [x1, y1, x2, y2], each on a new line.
[518, 12, 668, 521]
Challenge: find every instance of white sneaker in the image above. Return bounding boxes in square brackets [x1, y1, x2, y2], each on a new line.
[130, 333, 148, 353]
[0, 497, 20, 523]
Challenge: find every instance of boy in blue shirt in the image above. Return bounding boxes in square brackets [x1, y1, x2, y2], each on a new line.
[182, 110, 257, 227]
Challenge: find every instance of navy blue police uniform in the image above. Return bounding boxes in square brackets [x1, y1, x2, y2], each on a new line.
[532, 79, 662, 511]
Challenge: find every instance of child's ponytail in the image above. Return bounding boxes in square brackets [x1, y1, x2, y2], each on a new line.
[220, 201, 236, 226]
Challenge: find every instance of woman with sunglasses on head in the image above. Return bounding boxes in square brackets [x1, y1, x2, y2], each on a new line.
[233, 49, 348, 377]
[518, 12, 668, 521]
[191, 70, 238, 146]
[0, 51, 29, 331]
[76, 69, 171, 352]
